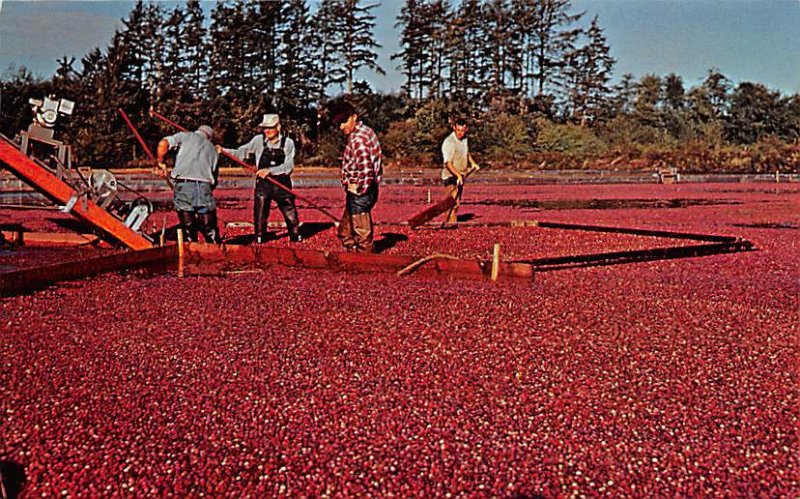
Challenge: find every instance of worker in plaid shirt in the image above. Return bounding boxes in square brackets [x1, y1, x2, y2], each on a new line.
[329, 100, 382, 253]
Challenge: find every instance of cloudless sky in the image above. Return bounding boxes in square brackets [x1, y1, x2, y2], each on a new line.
[1, 0, 798, 95]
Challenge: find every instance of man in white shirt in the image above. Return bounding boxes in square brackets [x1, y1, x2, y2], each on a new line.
[441, 115, 480, 227]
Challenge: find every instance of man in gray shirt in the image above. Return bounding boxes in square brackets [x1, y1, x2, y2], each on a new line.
[219, 114, 301, 243]
[157, 124, 221, 243]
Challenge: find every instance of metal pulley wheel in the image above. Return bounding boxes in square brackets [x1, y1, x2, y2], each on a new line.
[36, 108, 59, 127]
[89, 170, 118, 200]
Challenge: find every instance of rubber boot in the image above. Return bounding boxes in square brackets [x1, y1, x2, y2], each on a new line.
[337, 207, 356, 251]
[177, 210, 198, 242]
[253, 194, 270, 243]
[279, 201, 302, 242]
[352, 212, 374, 253]
[198, 210, 221, 244]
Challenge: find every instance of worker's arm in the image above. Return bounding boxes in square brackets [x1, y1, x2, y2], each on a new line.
[154, 139, 171, 178]
[221, 135, 259, 161]
[467, 153, 480, 171]
[156, 139, 169, 166]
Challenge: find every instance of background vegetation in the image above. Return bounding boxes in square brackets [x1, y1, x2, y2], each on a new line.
[1, 0, 798, 173]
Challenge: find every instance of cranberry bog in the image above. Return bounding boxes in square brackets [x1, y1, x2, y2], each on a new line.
[1, 181, 798, 496]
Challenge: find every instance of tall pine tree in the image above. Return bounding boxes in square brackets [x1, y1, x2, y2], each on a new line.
[560, 15, 615, 125]
[330, 0, 385, 94]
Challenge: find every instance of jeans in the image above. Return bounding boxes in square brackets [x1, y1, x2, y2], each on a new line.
[345, 183, 379, 215]
[173, 180, 216, 212]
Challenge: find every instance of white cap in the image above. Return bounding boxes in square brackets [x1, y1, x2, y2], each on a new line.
[258, 114, 280, 128]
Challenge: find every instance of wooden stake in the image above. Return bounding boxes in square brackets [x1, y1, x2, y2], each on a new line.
[177, 228, 184, 277]
[491, 243, 500, 281]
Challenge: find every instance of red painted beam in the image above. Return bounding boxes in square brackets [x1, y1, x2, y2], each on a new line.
[408, 194, 456, 229]
[0, 244, 177, 296]
[0, 230, 102, 247]
[185, 243, 535, 281]
[0, 138, 152, 250]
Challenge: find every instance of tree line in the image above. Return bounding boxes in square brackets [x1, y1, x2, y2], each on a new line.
[0, 0, 798, 173]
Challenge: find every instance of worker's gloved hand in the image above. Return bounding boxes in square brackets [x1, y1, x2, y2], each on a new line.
[346, 183, 359, 195]
[256, 169, 270, 179]
[215, 145, 223, 154]
[456, 175, 464, 186]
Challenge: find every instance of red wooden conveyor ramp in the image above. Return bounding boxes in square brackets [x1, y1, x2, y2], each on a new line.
[0, 135, 152, 250]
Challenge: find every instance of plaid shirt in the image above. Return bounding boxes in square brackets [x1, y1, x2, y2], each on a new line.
[341, 122, 382, 195]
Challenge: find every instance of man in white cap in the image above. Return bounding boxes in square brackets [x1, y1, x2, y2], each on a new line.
[218, 113, 301, 243]
[157, 124, 221, 243]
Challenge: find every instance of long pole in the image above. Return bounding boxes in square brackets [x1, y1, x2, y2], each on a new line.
[118, 108, 173, 189]
[149, 109, 338, 222]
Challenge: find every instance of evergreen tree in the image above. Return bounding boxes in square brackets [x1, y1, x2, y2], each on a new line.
[120, 1, 165, 105]
[780, 94, 800, 142]
[702, 69, 731, 119]
[183, 0, 209, 100]
[394, 0, 452, 101]
[276, 0, 319, 115]
[325, 0, 385, 94]
[394, 0, 427, 99]
[446, 0, 488, 102]
[309, 0, 342, 102]
[249, 1, 281, 96]
[424, 0, 452, 100]
[208, 1, 249, 99]
[161, 5, 187, 101]
[606, 73, 637, 117]
[663, 73, 685, 112]
[516, 0, 583, 97]
[726, 82, 783, 144]
[661, 73, 690, 139]
[74, 32, 143, 165]
[560, 15, 614, 124]
[483, 0, 512, 96]
[633, 74, 663, 129]
[685, 69, 731, 136]
[0, 66, 47, 140]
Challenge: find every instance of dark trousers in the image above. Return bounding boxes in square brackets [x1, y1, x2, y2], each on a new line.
[338, 183, 379, 252]
[177, 210, 221, 244]
[174, 180, 220, 243]
[254, 175, 300, 241]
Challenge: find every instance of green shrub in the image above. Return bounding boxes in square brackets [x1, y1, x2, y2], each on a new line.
[595, 115, 673, 155]
[412, 100, 450, 152]
[304, 130, 343, 167]
[536, 118, 606, 156]
[475, 113, 536, 159]
[382, 119, 417, 159]
[382, 118, 437, 166]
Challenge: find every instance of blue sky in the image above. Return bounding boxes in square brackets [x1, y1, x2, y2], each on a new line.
[1, 0, 798, 95]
